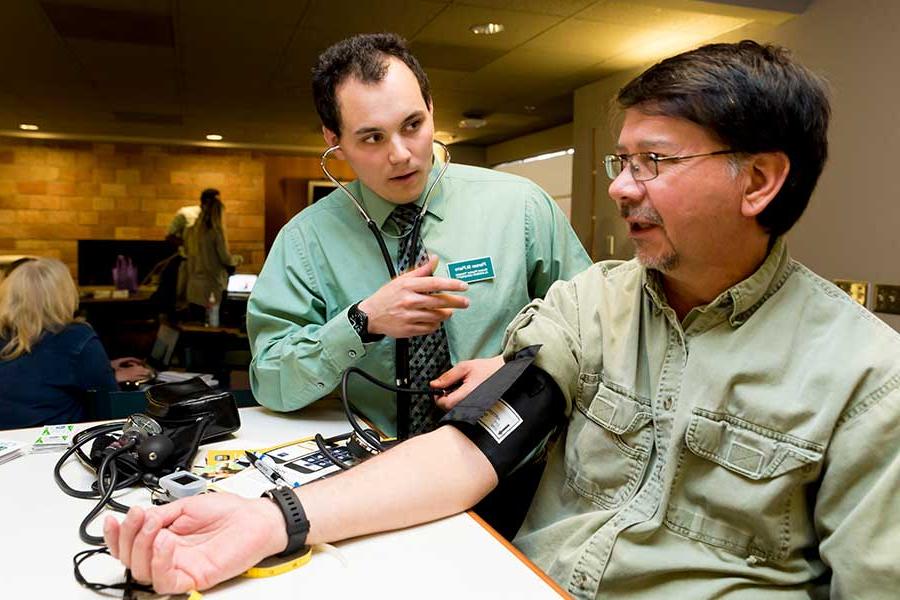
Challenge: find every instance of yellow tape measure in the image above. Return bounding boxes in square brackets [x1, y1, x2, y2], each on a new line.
[242, 546, 313, 578]
[185, 546, 313, 598]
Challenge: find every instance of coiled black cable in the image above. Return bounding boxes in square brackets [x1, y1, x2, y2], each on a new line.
[314, 432, 353, 470]
[74, 546, 153, 594]
[79, 441, 136, 545]
[54, 421, 140, 513]
[340, 366, 437, 452]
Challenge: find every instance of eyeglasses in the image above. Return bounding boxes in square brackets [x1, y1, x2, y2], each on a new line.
[603, 149, 735, 182]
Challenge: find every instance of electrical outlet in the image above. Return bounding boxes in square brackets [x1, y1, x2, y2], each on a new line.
[833, 279, 868, 307]
[873, 284, 900, 314]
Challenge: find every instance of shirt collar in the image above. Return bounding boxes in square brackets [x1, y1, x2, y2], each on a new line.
[357, 160, 447, 230]
[643, 237, 792, 327]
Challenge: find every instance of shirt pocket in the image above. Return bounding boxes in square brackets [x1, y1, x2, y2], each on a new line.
[665, 409, 824, 562]
[564, 373, 654, 509]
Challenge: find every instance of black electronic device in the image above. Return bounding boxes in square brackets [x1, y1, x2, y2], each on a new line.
[56, 377, 241, 548]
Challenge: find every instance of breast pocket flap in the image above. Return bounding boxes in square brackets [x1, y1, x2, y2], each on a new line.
[585, 385, 652, 435]
[685, 411, 823, 480]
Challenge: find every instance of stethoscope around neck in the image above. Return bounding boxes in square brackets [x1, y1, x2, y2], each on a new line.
[319, 140, 452, 439]
[319, 140, 451, 279]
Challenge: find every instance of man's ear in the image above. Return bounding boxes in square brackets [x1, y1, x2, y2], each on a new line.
[741, 151, 790, 218]
[322, 126, 344, 160]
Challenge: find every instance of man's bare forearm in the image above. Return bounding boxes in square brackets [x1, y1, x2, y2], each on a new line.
[296, 426, 499, 545]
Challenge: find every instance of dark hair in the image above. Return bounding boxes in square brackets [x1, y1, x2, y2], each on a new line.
[200, 188, 220, 204]
[616, 40, 830, 237]
[312, 32, 431, 137]
[1, 257, 35, 278]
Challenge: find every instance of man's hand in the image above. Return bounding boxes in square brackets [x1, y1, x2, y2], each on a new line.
[110, 357, 154, 383]
[431, 355, 505, 410]
[103, 493, 287, 594]
[359, 255, 469, 338]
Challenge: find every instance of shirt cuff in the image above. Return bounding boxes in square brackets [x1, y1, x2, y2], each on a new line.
[320, 305, 368, 374]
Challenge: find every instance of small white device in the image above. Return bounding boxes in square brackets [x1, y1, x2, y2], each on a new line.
[158, 470, 208, 498]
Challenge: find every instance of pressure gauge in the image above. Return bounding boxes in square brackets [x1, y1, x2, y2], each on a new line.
[122, 414, 162, 438]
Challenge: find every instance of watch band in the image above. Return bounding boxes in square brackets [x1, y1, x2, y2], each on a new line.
[262, 486, 310, 557]
[348, 301, 384, 343]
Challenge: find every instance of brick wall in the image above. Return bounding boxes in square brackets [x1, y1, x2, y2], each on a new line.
[0, 139, 266, 280]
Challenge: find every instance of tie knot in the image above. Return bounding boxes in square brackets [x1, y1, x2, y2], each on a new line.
[390, 203, 419, 229]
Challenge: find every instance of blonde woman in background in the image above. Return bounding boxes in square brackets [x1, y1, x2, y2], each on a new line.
[0, 257, 118, 429]
[183, 188, 242, 320]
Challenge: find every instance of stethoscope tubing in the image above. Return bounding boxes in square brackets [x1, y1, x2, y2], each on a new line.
[320, 141, 451, 438]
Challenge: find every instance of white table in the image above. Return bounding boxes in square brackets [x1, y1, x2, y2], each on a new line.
[0, 403, 565, 599]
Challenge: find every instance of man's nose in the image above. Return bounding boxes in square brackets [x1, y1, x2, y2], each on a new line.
[388, 135, 412, 164]
[608, 168, 644, 207]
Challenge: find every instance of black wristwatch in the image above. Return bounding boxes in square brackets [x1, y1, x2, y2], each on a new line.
[261, 486, 310, 557]
[347, 301, 384, 343]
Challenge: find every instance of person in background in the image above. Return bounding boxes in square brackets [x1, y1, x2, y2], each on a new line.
[0, 257, 119, 429]
[182, 189, 242, 322]
[164, 193, 205, 312]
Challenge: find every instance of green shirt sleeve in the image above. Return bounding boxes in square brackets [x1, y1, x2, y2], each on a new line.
[247, 226, 366, 412]
[815, 385, 900, 596]
[502, 276, 583, 414]
[524, 185, 592, 300]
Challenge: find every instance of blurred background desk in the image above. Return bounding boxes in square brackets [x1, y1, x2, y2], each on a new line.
[174, 322, 251, 388]
[0, 404, 565, 599]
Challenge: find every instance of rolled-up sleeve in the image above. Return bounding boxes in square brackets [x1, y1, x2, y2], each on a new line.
[502, 277, 582, 415]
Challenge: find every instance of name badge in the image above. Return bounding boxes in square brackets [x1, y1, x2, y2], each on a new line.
[447, 256, 495, 284]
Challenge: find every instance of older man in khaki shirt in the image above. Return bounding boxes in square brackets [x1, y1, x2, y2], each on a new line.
[104, 41, 899, 599]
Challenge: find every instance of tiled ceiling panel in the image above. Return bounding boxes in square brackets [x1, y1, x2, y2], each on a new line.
[299, 0, 448, 40]
[0, 0, 803, 150]
[456, 0, 595, 18]
[414, 5, 562, 49]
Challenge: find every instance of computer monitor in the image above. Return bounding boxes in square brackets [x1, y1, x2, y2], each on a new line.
[77, 240, 174, 287]
[226, 273, 257, 298]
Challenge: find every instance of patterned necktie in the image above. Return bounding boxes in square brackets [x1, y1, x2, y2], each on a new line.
[390, 203, 451, 434]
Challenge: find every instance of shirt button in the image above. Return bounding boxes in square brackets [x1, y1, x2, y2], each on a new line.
[348, 350, 357, 358]
[316, 382, 325, 390]
[746, 554, 764, 566]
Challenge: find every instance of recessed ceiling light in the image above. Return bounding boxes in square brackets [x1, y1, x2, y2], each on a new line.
[434, 131, 456, 143]
[523, 105, 536, 112]
[206, 133, 223, 141]
[470, 23, 504, 35]
[19, 123, 39, 131]
[458, 118, 487, 129]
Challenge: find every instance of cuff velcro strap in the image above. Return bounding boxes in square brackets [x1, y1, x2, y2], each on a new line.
[439, 345, 564, 478]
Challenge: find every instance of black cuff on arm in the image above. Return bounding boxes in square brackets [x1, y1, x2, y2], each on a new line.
[439, 345, 565, 479]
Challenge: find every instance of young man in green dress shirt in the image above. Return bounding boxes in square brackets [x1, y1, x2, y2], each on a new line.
[106, 41, 900, 598]
[247, 33, 590, 435]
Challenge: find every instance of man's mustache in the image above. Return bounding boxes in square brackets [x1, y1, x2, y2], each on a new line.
[620, 205, 664, 226]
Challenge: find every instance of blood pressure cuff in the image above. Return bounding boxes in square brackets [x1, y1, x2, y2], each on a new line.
[439, 345, 565, 479]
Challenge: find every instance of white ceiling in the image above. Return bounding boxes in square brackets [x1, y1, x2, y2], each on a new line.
[0, 0, 808, 153]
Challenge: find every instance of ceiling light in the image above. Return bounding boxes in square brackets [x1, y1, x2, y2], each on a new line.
[19, 123, 39, 131]
[205, 133, 223, 141]
[434, 131, 456, 143]
[458, 118, 487, 129]
[521, 148, 574, 164]
[495, 148, 575, 168]
[470, 23, 504, 35]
